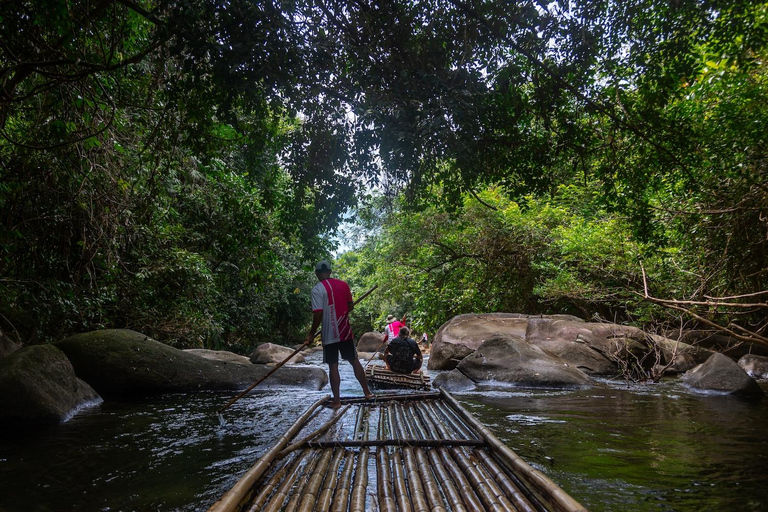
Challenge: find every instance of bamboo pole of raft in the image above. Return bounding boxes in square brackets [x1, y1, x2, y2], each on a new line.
[245, 454, 301, 512]
[428, 400, 480, 440]
[261, 450, 318, 512]
[349, 404, 370, 512]
[330, 451, 356, 512]
[274, 449, 321, 512]
[316, 448, 345, 510]
[448, 445, 515, 512]
[208, 395, 329, 512]
[473, 449, 539, 512]
[391, 448, 414, 512]
[402, 446, 430, 512]
[278, 404, 351, 458]
[296, 448, 335, 512]
[440, 388, 588, 512]
[414, 448, 450, 512]
[411, 405, 483, 512]
[376, 447, 397, 512]
[339, 391, 440, 404]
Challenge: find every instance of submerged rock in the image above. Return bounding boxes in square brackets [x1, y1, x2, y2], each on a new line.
[682, 353, 764, 396]
[0, 345, 101, 425]
[456, 334, 592, 389]
[738, 354, 768, 380]
[57, 330, 327, 397]
[432, 369, 477, 392]
[248, 343, 305, 365]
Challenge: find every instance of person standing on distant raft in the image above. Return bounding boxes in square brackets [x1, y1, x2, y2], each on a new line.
[306, 260, 374, 409]
[384, 314, 404, 342]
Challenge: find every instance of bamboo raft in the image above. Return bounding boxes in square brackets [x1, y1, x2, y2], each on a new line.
[208, 389, 587, 512]
[365, 364, 431, 390]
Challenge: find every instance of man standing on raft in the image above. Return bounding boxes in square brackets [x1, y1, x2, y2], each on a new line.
[307, 260, 374, 409]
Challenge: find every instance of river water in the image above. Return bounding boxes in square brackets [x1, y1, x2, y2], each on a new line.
[1, 352, 767, 512]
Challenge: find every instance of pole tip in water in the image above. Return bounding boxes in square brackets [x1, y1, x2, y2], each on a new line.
[217, 412, 227, 426]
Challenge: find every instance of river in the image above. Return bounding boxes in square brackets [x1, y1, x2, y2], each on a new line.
[1, 352, 766, 511]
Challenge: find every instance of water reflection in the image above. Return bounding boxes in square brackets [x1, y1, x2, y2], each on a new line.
[0, 353, 766, 512]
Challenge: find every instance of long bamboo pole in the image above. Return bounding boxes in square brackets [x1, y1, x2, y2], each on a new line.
[391, 448, 414, 512]
[402, 447, 430, 512]
[349, 404, 370, 512]
[414, 448, 450, 512]
[208, 395, 328, 512]
[330, 452, 356, 512]
[245, 454, 300, 512]
[376, 447, 397, 512]
[440, 388, 588, 512]
[295, 448, 334, 512]
[448, 445, 513, 512]
[474, 449, 538, 512]
[261, 450, 317, 512]
[316, 448, 345, 510]
[339, 391, 439, 404]
[270, 449, 321, 512]
[217, 285, 378, 415]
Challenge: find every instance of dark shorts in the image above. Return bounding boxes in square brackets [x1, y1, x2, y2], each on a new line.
[323, 339, 357, 365]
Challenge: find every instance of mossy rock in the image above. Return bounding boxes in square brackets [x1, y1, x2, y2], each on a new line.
[57, 329, 328, 397]
[0, 345, 101, 425]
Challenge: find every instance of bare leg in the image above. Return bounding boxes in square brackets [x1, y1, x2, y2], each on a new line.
[350, 358, 374, 398]
[328, 363, 341, 408]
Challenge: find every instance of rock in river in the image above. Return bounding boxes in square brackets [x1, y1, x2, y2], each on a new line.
[739, 354, 768, 380]
[0, 345, 101, 425]
[57, 329, 327, 397]
[682, 353, 764, 396]
[454, 334, 592, 389]
[184, 349, 252, 366]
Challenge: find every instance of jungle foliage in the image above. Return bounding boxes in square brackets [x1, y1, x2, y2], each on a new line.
[1, 0, 766, 347]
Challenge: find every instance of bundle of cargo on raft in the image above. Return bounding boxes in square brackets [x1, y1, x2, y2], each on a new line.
[364, 365, 431, 390]
[208, 389, 587, 512]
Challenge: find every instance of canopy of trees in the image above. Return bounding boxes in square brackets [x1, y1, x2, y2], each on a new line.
[1, 0, 766, 348]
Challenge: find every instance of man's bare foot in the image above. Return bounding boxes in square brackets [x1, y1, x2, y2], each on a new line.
[364, 393, 376, 400]
[327, 400, 342, 409]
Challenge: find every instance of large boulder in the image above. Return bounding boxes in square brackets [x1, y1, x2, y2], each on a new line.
[357, 332, 386, 353]
[0, 345, 101, 425]
[738, 354, 768, 380]
[455, 334, 592, 389]
[525, 319, 648, 375]
[650, 335, 715, 374]
[429, 314, 533, 370]
[184, 349, 252, 366]
[249, 343, 306, 365]
[56, 330, 327, 396]
[682, 353, 764, 395]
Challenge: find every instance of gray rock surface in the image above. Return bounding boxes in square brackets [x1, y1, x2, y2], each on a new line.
[0, 333, 21, 358]
[738, 354, 768, 380]
[456, 334, 592, 388]
[428, 314, 531, 370]
[184, 349, 252, 366]
[432, 369, 477, 392]
[356, 332, 386, 353]
[57, 329, 327, 396]
[682, 353, 764, 395]
[249, 343, 305, 365]
[0, 345, 101, 425]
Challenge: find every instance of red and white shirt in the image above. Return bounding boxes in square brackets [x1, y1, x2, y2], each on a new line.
[311, 278, 354, 345]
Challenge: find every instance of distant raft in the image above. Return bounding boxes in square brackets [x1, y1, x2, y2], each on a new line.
[208, 390, 587, 512]
[365, 364, 431, 390]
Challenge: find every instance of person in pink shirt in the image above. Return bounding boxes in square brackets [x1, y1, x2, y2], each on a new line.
[306, 260, 374, 409]
[384, 314, 404, 341]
